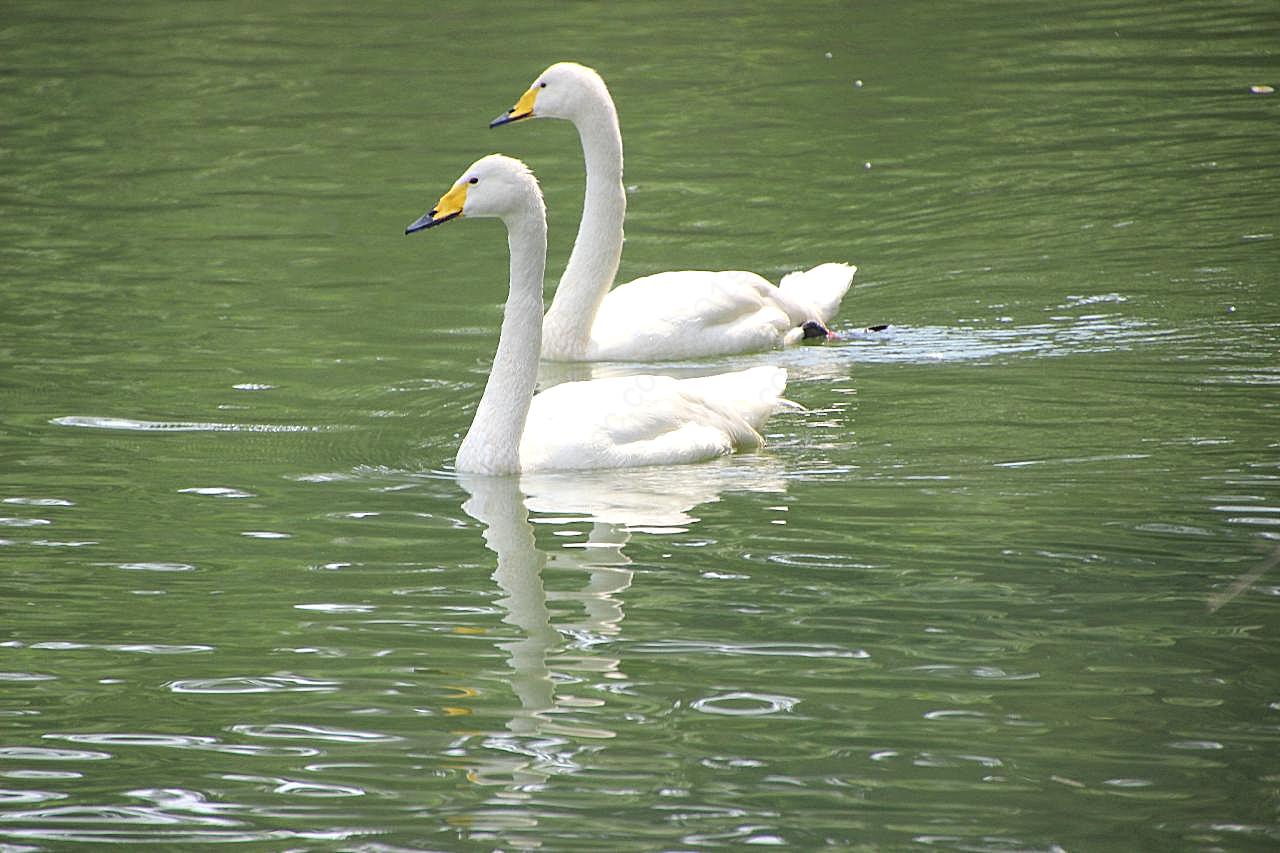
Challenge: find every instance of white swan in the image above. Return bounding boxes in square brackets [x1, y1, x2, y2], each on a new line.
[490, 61, 858, 362]
[405, 154, 792, 475]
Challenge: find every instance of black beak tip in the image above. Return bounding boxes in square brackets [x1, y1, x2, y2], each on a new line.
[406, 209, 461, 234]
[405, 212, 436, 235]
[490, 110, 531, 129]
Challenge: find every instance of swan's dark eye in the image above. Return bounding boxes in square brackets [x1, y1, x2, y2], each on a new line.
[539, 81, 547, 88]
[468, 177, 478, 184]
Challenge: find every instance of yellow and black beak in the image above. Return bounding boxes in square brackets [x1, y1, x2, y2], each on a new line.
[490, 85, 539, 128]
[405, 181, 468, 234]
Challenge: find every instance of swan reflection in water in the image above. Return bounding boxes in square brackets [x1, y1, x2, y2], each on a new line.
[449, 459, 785, 799]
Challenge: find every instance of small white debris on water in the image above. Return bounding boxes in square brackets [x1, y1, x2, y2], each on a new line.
[854, 79, 864, 88]
[1249, 84, 1274, 94]
[824, 52, 832, 59]
[863, 162, 872, 170]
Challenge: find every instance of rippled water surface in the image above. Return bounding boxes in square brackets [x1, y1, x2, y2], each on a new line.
[2, 1, 1278, 849]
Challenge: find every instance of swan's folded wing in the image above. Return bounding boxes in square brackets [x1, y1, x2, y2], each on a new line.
[520, 369, 785, 471]
[587, 271, 797, 360]
[673, 365, 789, 430]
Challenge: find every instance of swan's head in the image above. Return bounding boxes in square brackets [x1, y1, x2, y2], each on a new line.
[405, 154, 544, 233]
[490, 61, 610, 127]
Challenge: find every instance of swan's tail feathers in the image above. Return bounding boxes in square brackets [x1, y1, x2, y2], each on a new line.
[778, 262, 856, 323]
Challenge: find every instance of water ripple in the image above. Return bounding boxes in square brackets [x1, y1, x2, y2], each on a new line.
[43, 733, 319, 758]
[0, 804, 237, 827]
[25, 642, 212, 655]
[690, 692, 800, 716]
[221, 774, 365, 797]
[828, 316, 1182, 365]
[901, 664, 1042, 681]
[923, 710, 991, 722]
[51, 416, 330, 433]
[0, 789, 67, 805]
[745, 551, 879, 570]
[995, 453, 1151, 469]
[5, 540, 97, 548]
[0, 827, 368, 844]
[178, 487, 255, 499]
[0, 771, 82, 780]
[166, 675, 340, 694]
[228, 724, 399, 744]
[634, 640, 868, 659]
[113, 562, 196, 573]
[294, 603, 376, 614]
[0, 747, 111, 762]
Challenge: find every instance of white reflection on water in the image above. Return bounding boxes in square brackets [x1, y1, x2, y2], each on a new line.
[451, 461, 788, 816]
[520, 459, 785, 530]
[455, 473, 626, 792]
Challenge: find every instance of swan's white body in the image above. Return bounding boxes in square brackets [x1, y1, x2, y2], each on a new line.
[492, 61, 857, 362]
[519, 368, 783, 471]
[406, 155, 790, 475]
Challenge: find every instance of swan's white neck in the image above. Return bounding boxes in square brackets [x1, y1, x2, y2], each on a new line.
[541, 91, 625, 360]
[456, 211, 546, 475]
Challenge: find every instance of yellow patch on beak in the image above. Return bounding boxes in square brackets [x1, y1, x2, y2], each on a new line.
[491, 82, 542, 127]
[433, 181, 468, 221]
[401, 179, 468, 233]
[405, 180, 469, 233]
[511, 85, 539, 119]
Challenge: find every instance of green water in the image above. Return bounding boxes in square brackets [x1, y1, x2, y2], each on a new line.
[3, 0, 1278, 849]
